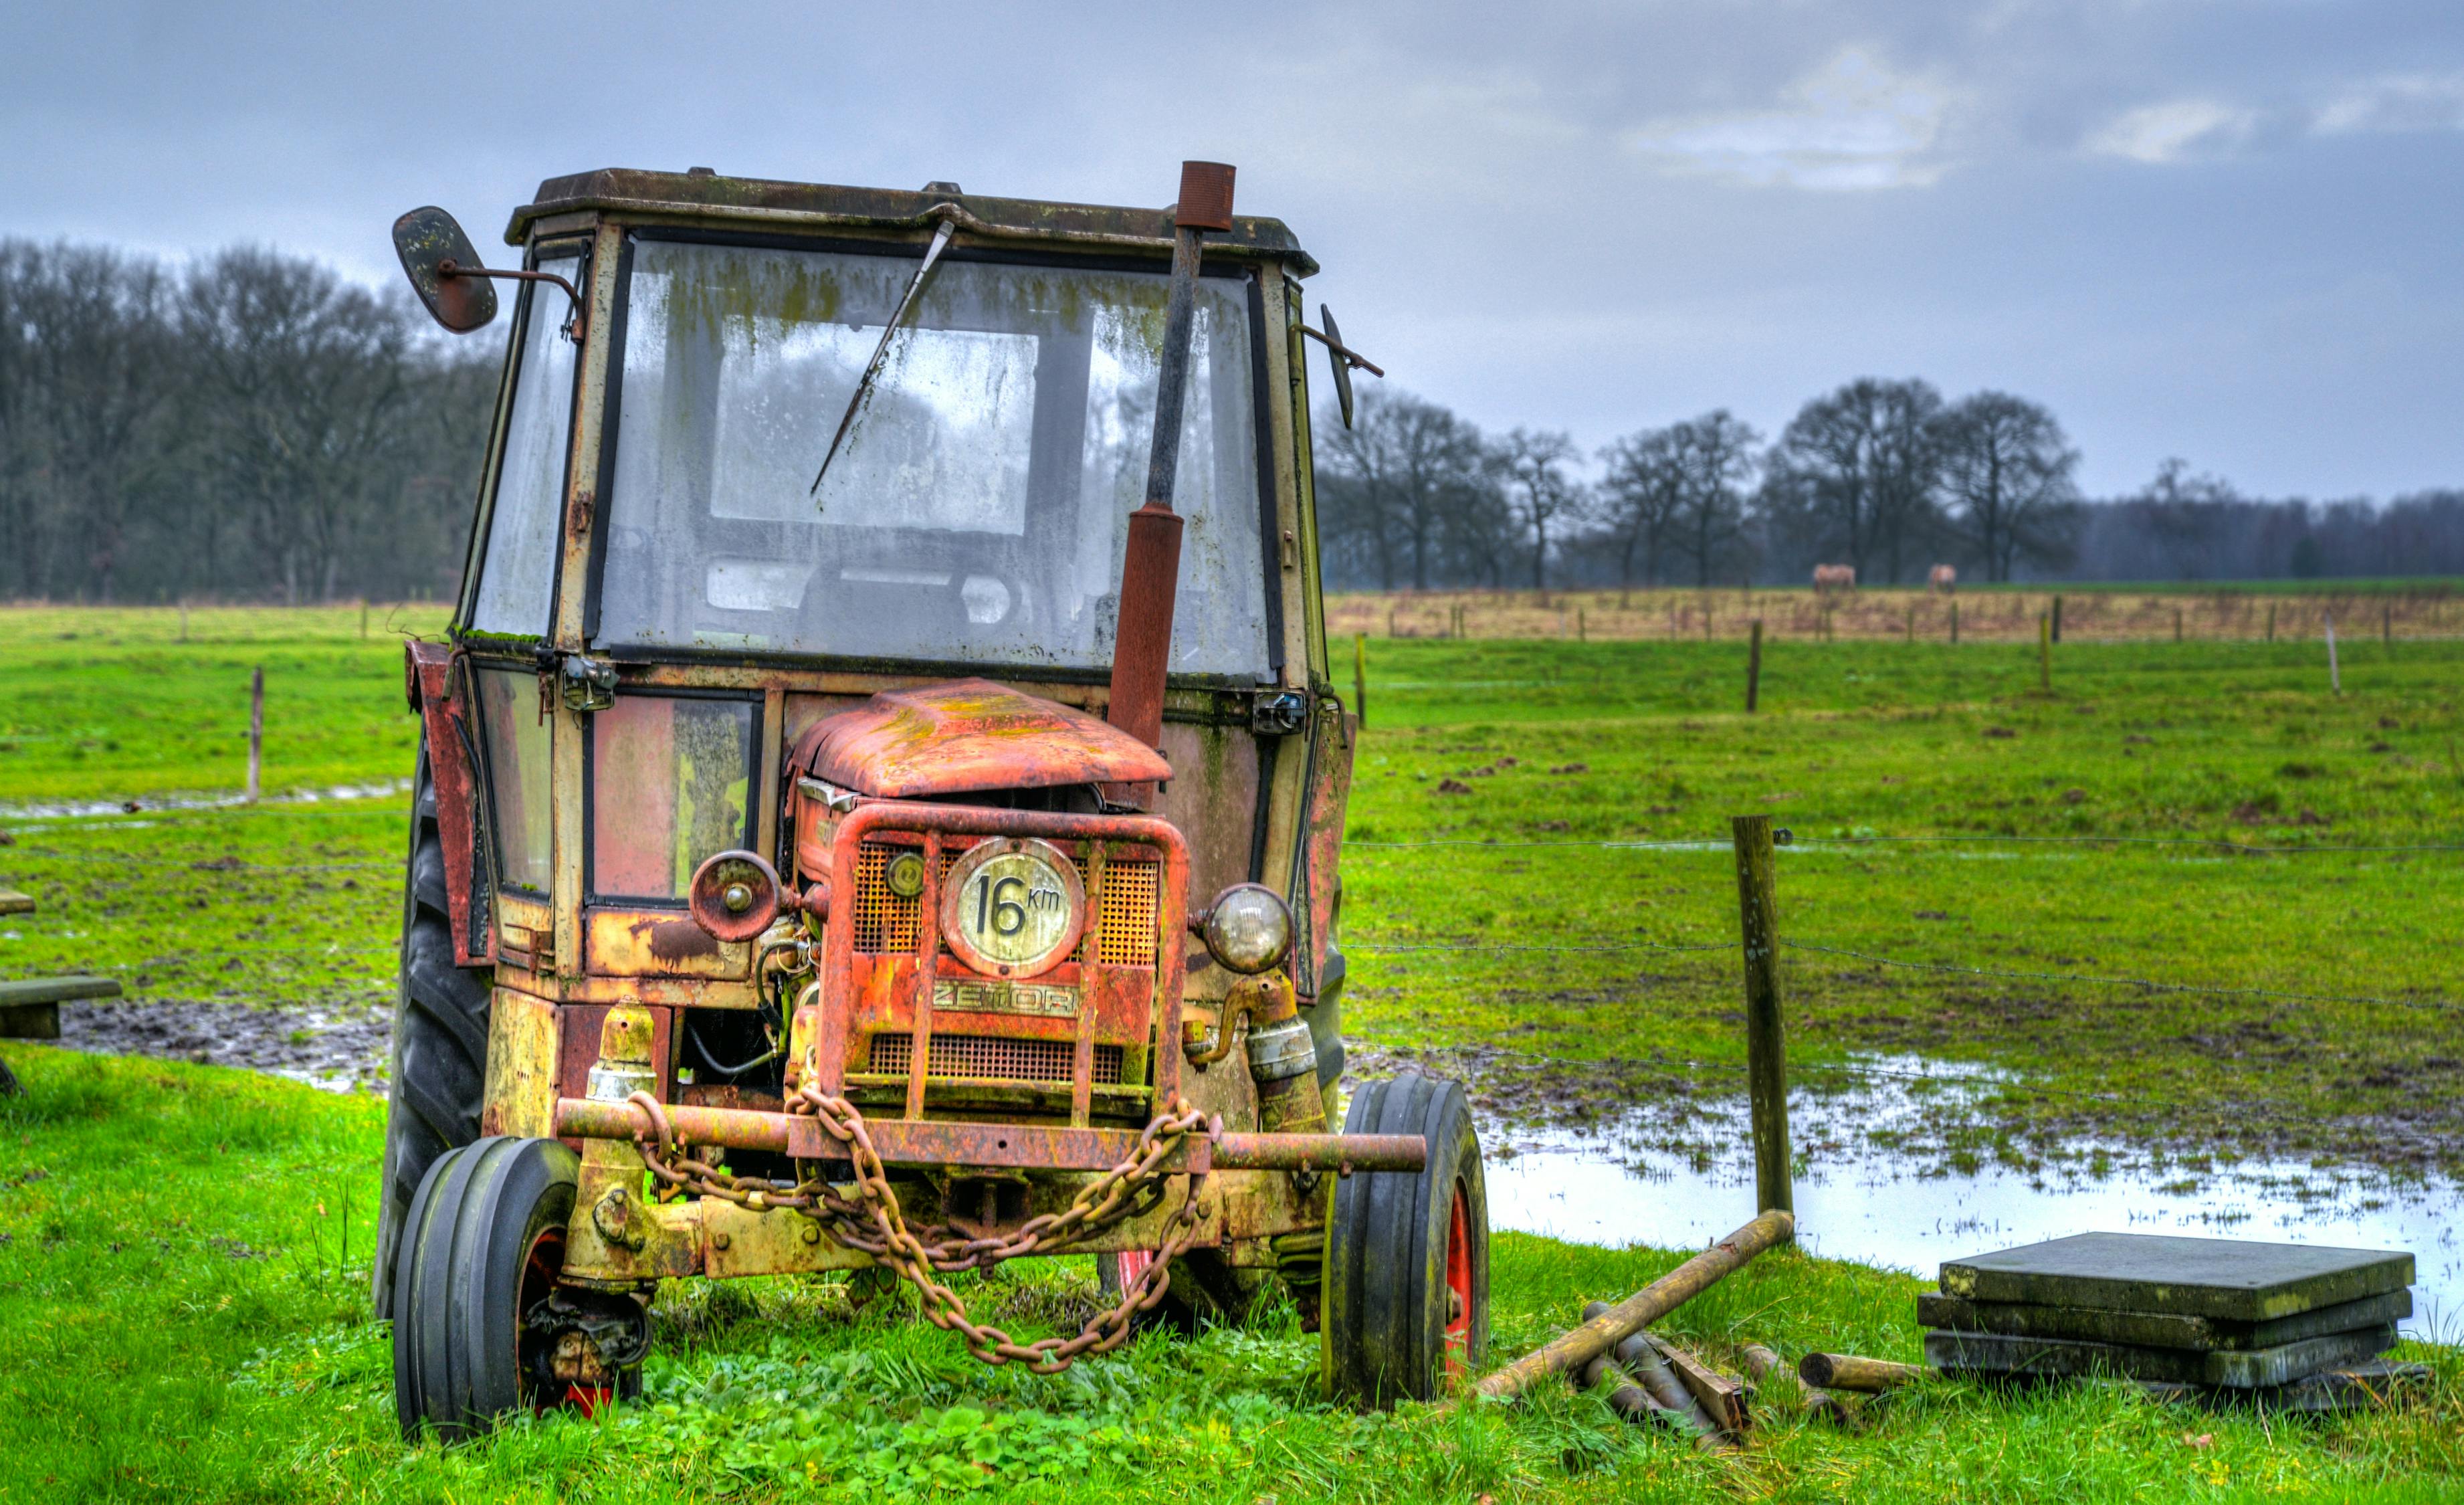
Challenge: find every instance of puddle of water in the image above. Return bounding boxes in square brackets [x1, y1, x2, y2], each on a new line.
[1483, 1058, 2464, 1332]
[1, 779, 411, 821]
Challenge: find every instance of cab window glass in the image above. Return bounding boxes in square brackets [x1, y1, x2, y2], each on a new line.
[589, 693, 756, 902]
[469, 254, 581, 637]
[472, 666, 552, 894]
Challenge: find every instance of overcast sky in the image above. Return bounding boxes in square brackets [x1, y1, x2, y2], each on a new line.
[5, 1, 2459, 498]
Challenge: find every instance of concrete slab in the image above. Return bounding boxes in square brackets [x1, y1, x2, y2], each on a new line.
[1927, 1324, 2397, 1388]
[1940, 1233, 2412, 1321]
[2139, 1358, 2431, 1415]
[1917, 1288, 2412, 1352]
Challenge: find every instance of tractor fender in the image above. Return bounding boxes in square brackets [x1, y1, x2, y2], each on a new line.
[406, 640, 496, 967]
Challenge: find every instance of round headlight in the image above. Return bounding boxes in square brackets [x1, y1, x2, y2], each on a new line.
[939, 837, 1086, 979]
[1201, 883, 1293, 975]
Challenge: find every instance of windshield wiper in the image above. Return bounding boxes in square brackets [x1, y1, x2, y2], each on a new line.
[809, 217, 958, 498]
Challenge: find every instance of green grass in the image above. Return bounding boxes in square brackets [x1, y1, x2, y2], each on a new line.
[1343, 634, 2464, 1182]
[5, 1047, 2461, 1503]
[5, 607, 2464, 1499]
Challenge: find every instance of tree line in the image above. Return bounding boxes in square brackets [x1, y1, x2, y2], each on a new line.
[0, 239, 493, 604]
[3, 236, 2459, 603]
[1316, 381, 2464, 591]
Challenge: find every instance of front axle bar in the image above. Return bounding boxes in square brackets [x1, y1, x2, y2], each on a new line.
[552, 1097, 1427, 1175]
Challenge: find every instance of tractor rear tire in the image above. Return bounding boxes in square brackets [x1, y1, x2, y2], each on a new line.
[393, 1136, 594, 1441]
[373, 748, 495, 1320]
[1323, 1073, 1489, 1408]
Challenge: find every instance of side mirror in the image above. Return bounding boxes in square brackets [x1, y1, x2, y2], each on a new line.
[1299, 304, 1384, 430]
[392, 206, 498, 334]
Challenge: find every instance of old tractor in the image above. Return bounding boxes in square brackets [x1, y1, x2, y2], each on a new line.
[377, 161, 1487, 1439]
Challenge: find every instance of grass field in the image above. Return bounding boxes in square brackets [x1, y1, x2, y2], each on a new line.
[4, 603, 2463, 1500]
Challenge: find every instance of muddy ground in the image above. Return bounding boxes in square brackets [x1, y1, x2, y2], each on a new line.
[43, 998, 391, 1094]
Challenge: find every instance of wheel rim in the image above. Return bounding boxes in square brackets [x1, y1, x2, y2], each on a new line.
[517, 1226, 605, 1416]
[1442, 1178, 1473, 1376]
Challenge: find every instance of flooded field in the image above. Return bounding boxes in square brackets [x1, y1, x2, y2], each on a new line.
[1481, 1054, 2464, 1325]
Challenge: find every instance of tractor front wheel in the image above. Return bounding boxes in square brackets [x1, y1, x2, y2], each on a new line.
[393, 1136, 620, 1441]
[1322, 1073, 1489, 1407]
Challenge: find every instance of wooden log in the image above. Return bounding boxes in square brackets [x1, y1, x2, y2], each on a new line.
[1470, 1209, 1794, 1401]
[1800, 1352, 1928, 1393]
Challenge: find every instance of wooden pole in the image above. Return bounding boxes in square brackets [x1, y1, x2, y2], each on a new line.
[246, 666, 264, 803]
[2384, 603, 2392, 647]
[1732, 815, 1792, 1219]
[2267, 604, 2276, 643]
[1949, 601, 1958, 645]
[178, 601, 189, 643]
[1352, 633, 1368, 730]
[2038, 613, 2051, 692]
[2050, 593, 2063, 643]
[359, 599, 369, 639]
[1468, 1209, 1794, 1401]
[1904, 601, 1915, 642]
[2174, 606, 2183, 643]
[1746, 619, 1764, 713]
[2326, 613, 2340, 695]
[1578, 607, 1587, 641]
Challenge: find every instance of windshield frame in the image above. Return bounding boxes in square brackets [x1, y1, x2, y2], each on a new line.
[453, 235, 593, 642]
[579, 223, 1286, 687]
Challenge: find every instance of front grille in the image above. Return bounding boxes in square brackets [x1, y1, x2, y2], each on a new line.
[868, 1031, 1125, 1085]
[849, 839, 1157, 966]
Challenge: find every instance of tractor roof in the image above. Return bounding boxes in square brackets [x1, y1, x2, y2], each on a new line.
[506, 168, 1318, 276]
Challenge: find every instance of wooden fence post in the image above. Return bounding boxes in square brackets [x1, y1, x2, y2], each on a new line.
[2326, 614, 2340, 695]
[1949, 601, 1959, 645]
[2038, 614, 2051, 692]
[1732, 815, 1792, 1219]
[1353, 633, 1368, 730]
[359, 599, 369, 640]
[2174, 606, 2183, 643]
[2383, 603, 2392, 647]
[1746, 619, 1764, 712]
[247, 666, 264, 803]
[2051, 594, 2064, 644]
[2267, 605, 2276, 643]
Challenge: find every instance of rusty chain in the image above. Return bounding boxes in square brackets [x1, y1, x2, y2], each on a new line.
[621, 1087, 1214, 1371]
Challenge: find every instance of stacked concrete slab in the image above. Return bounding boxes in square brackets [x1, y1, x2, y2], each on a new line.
[1924, 1233, 2426, 1412]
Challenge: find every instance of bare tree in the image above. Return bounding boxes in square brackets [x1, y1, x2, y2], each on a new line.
[1669, 410, 1760, 587]
[1932, 391, 2082, 582]
[1760, 378, 1944, 582]
[1597, 426, 1683, 593]
[1498, 427, 1585, 592]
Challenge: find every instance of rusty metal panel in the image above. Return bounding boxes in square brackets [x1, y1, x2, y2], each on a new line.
[586, 908, 752, 979]
[555, 1003, 672, 1126]
[406, 641, 494, 967]
[1298, 704, 1353, 999]
[481, 989, 560, 1138]
[788, 678, 1170, 799]
[1156, 719, 1260, 912]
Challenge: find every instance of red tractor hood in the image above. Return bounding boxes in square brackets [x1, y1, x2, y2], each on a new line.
[786, 678, 1172, 799]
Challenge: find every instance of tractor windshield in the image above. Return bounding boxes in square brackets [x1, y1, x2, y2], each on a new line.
[594, 238, 1271, 677]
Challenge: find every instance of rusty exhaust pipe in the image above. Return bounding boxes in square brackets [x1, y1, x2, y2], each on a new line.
[1104, 161, 1235, 804]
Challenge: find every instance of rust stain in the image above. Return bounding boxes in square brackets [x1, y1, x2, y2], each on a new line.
[629, 916, 722, 962]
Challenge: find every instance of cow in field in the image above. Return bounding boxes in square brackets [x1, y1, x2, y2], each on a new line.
[1813, 563, 1857, 597]
[1928, 565, 1957, 595]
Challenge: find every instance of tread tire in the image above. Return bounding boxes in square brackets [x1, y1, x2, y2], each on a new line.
[1323, 1072, 1489, 1408]
[392, 1136, 581, 1441]
[373, 745, 494, 1320]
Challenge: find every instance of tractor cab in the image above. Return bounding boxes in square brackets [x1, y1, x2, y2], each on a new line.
[376, 164, 1486, 1435]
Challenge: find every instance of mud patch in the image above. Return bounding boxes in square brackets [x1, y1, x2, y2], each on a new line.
[54, 998, 390, 1094]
